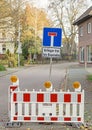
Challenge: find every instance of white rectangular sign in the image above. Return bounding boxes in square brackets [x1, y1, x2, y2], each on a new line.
[42, 47, 61, 58]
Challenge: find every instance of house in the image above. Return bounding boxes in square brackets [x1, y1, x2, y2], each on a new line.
[0, 17, 15, 58]
[73, 6, 92, 65]
[0, 30, 14, 54]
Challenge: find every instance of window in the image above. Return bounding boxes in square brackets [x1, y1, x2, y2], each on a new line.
[87, 45, 92, 62]
[80, 47, 84, 62]
[2, 44, 6, 54]
[87, 23, 91, 33]
[79, 26, 83, 36]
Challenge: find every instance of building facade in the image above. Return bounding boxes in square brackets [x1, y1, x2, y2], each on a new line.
[0, 30, 14, 55]
[0, 17, 15, 57]
[74, 6, 92, 64]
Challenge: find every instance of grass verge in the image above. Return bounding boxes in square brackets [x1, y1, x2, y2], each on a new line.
[87, 74, 92, 81]
[0, 64, 6, 71]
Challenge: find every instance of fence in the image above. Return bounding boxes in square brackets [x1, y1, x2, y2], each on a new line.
[8, 85, 84, 123]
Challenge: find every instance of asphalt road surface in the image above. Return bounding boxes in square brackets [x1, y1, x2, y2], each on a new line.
[0, 62, 71, 114]
[0, 62, 87, 130]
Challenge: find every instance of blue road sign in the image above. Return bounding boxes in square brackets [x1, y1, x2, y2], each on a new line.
[42, 27, 62, 47]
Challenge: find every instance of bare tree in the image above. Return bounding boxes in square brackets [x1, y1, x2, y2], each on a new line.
[48, 0, 88, 55]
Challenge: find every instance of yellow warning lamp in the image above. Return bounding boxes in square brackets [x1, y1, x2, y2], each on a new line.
[73, 81, 80, 89]
[10, 75, 18, 83]
[44, 81, 52, 88]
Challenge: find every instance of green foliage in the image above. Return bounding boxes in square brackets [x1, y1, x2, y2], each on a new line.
[21, 4, 50, 62]
[0, 59, 8, 65]
[20, 55, 25, 66]
[0, 64, 6, 71]
[8, 56, 17, 67]
[22, 41, 30, 60]
[87, 74, 92, 81]
[0, 2, 50, 67]
[6, 50, 17, 67]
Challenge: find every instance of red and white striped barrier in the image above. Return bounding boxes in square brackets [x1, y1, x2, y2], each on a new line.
[8, 86, 84, 123]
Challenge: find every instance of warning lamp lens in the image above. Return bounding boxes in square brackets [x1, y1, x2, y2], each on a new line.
[10, 75, 18, 83]
[44, 81, 52, 88]
[73, 81, 80, 89]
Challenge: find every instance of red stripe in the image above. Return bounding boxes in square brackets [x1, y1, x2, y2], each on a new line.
[13, 93, 17, 102]
[48, 32, 57, 36]
[37, 94, 44, 102]
[13, 117, 17, 120]
[77, 94, 81, 102]
[24, 117, 31, 120]
[37, 117, 44, 121]
[64, 117, 71, 121]
[77, 117, 81, 121]
[64, 94, 71, 102]
[50, 94, 57, 102]
[51, 117, 58, 121]
[10, 86, 18, 91]
[23, 93, 30, 102]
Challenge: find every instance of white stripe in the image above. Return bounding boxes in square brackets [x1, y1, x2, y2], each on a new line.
[18, 103, 22, 115]
[24, 103, 29, 115]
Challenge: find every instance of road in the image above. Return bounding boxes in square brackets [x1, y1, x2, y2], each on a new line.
[0, 62, 71, 115]
[0, 62, 87, 130]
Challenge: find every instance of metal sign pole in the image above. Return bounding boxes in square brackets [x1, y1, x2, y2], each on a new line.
[42, 27, 62, 81]
[49, 57, 52, 81]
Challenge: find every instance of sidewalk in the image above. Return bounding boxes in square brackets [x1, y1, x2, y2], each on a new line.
[67, 64, 92, 89]
[0, 66, 32, 77]
[0, 68, 22, 77]
[67, 64, 92, 124]
[67, 68, 88, 89]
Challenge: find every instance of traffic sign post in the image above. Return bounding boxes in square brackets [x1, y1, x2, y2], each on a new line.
[42, 27, 62, 48]
[48, 32, 57, 47]
[42, 27, 62, 58]
[42, 27, 62, 80]
[42, 47, 61, 58]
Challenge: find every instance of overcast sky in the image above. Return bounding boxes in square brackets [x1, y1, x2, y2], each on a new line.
[31, 0, 92, 10]
[31, 0, 49, 9]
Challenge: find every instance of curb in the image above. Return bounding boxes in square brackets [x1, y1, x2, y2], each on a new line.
[0, 66, 32, 77]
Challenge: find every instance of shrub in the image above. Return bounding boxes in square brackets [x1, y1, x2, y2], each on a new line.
[0, 59, 8, 65]
[20, 55, 25, 66]
[0, 64, 6, 71]
[8, 57, 17, 67]
[87, 74, 92, 81]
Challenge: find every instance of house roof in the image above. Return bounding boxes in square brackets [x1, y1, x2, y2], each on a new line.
[73, 6, 92, 25]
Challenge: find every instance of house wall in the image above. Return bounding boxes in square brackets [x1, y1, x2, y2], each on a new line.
[78, 17, 92, 64]
[6, 42, 14, 53]
[0, 31, 14, 54]
[79, 18, 92, 47]
[0, 44, 2, 54]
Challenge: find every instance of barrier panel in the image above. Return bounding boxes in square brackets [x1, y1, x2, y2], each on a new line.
[8, 85, 84, 123]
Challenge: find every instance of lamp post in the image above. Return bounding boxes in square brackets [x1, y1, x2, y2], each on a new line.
[33, 7, 37, 61]
[17, 22, 21, 67]
[31, 0, 38, 61]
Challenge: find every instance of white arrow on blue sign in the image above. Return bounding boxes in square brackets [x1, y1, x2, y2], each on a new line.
[42, 27, 62, 47]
